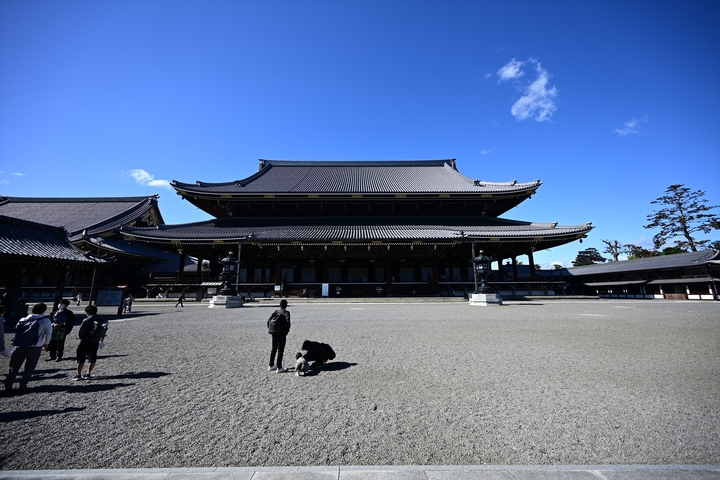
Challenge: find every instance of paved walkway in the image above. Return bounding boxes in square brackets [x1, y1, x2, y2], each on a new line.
[0, 465, 720, 480]
[1, 465, 719, 479]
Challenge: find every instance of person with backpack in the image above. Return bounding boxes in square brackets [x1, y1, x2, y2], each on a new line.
[73, 305, 108, 381]
[267, 299, 291, 373]
[4, 303, 52, 395]
[46, 299, 76, 362]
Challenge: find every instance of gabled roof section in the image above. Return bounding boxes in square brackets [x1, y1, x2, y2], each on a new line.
[172, 159, 541, 195]
[0, 196, 164, 242]
[566, 249, 720, 276]
[0, 215, 103, 265]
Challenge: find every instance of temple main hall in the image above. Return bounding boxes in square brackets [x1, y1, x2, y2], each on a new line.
[119, 159, 592, 298]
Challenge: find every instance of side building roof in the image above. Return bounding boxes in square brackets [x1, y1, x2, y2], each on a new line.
[172, 159, 541, 195]
[565, 249, 720, 276]
[0, 196, 164, 242]
[0, 215, 104, 266]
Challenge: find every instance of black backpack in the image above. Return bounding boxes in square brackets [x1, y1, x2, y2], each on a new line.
[268, 310, 288, 334]
[89, 319, 108, 342]
[82, 317, 107, 342]
[12, 316, 42, 347]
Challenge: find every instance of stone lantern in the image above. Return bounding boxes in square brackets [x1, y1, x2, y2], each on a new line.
[209, 251, 243, 309]
[469, 250, 502, 306]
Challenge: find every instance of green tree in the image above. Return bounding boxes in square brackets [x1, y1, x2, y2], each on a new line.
[572, 247, 607, 266]
[623, 244, 658, 259]
[602, 239, 622, 261]
[644, 184, 720, 251]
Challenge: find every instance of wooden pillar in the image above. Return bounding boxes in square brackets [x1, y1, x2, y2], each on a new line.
[385, 254, 393, 296]
[432, 253, 440, 295]
[195, 256, 204, 283]
[275, 255, 283, 286]
[512, 257, 519, 280]
[528, 250, 536, 278]
[53, 265, 67, 312]
[322, 256, 329, 283]
[177, 251, 187, 282]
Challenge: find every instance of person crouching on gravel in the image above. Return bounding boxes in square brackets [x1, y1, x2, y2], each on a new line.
[74, 305, 108, 381]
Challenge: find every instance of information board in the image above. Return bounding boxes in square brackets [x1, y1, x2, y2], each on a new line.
[96, 289, 123, 306]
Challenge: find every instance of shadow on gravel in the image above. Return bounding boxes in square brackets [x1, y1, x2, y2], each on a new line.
[108, 312, 165, 320]
[0, 406, 86, 423]
[18, 383, 136, 394]
[303, 361, 357, 376]
[102, 371, 170, 380]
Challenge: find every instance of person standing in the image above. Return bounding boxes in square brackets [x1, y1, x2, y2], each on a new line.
[4, 303, 52, 395]
[267, 299, 290, 373]
[47, 299, 76, 362]
[73, 305, 108, 381]
[124, 294, 134, 313]
[0, 305, 6, 355]
[75, 293, 82, 306]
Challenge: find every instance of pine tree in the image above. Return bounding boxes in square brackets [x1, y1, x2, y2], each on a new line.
[644, 184, 719, 252]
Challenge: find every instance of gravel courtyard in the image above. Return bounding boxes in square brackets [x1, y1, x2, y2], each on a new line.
[1, 299, 718, 470]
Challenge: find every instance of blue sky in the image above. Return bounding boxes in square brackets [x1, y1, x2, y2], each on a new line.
[1, 0, 719, 269]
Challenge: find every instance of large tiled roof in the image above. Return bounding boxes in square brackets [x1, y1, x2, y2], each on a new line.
[120, 216, 592, 244]
[171, 159, 541, 195]
[0, 196, 164, 241]
[0, 215, 102, 265]
[566, 249, 720, 276]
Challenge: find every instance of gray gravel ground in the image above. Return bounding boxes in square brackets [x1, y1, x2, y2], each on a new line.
[1, 299, 718, 470]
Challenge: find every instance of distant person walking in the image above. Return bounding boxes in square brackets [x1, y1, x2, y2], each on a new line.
[124, 294, 134, 313]
[47, 299, 76, 362]
[175, 292, 185, 308]
[75, 293, 82, 306]
[267, 299, 291, 373]
[4, 303, 52, 395]
[73, 305, 108, 381]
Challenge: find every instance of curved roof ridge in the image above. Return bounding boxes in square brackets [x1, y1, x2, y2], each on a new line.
[259, 159, 456, 167]
[171, 159, 540, 195]
[0, 195, 154, 204]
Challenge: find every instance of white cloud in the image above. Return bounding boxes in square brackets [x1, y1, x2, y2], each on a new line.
[497, 58, 525, 82]
[129, 169, 171, 189]
[615, 116, 647, 136]
[497, 58, 558, 122]
[479, 148, 495, 155]
[0, 179, 9, 185]
[11, 172, 26, 176]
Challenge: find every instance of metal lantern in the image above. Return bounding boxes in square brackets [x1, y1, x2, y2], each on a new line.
[219, 252, 238, 296]
[472, 251, 494, 294]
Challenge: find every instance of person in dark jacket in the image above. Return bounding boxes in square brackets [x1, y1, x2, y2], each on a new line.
[267, 299, 290, 373]
[73, 305, 108, 381]
[300, 340, 336, 367]
[47, 299, 76, 362]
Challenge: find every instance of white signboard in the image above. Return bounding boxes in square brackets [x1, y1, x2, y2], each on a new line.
[321, 283, 329, 297]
